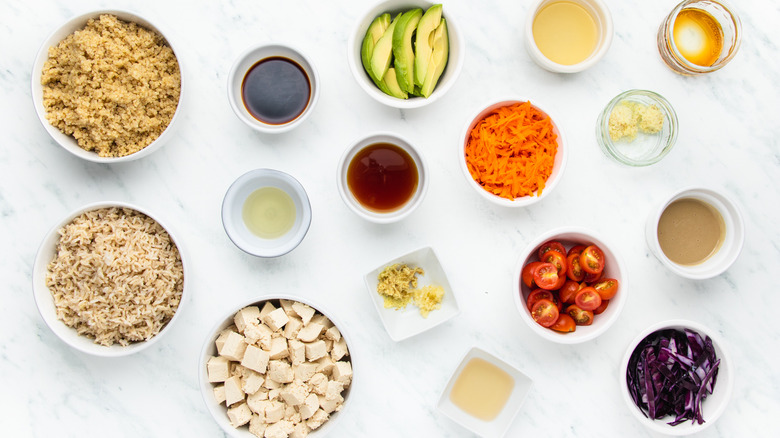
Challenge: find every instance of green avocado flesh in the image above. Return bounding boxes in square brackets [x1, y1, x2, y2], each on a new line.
[392, 8, 423, 94]
[369, 14, 401, 84]
[414, 4, 442, 87]
[420, 18, 448, 98]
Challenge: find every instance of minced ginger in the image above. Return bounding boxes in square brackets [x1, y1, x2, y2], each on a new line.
[377, 264, 444, 318]
[608, 101, 664, 141]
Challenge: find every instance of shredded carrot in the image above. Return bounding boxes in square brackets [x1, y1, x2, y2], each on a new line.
[464, 101, 558, 200]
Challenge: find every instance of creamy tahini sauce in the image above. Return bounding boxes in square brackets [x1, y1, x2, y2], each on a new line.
[657, 198, 725, 265]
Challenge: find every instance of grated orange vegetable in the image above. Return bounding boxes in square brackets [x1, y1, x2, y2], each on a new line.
[464, 101, 558, 200]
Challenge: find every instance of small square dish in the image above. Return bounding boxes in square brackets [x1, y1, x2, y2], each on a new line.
[364, 246, 459, 341]
[438, 347, 533, 437]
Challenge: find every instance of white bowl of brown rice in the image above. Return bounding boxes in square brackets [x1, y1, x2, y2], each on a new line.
[33, 201, 188, 356]
[31, 11, 184, 163]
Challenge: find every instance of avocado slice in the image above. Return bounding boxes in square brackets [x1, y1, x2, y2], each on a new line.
[414, 4, 443, 87]
[361, 13, 391, 81]
[383, 67, 408, 99]
[420, 18, 449, 98]
[392, 8, 423, 94]
[369, 13, 402, 83]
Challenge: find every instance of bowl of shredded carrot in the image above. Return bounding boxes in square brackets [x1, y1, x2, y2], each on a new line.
[460, 99, 567, 207]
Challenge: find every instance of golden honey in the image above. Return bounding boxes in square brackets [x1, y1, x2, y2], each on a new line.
[672, 9, 723, 66]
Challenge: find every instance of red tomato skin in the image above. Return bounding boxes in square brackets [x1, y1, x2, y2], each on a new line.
[579, 245, 605, 275]
[566, 305, 594, 325]
[538, 241, 566, 260]
[533, 263, 560, 290]
[522, 261, 543, 288]
[592, 278, 619, 300]
[531, 299, 560, 328]
[527, 289, 555, 310]
[575, 287, 603, 311]
[566, 253, 585, 282]
[550, 314, 576, 332]
[568, 245, 587, 256]
[593, 299, 609, 315]
[541, 250, 567, 276]
[559, 280, 581, 304]
[584, 270, 603, 284]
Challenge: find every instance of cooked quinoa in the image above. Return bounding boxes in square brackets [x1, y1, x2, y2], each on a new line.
[41, 14, 181, 157]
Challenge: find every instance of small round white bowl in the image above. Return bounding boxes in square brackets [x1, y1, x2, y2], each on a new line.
[620, 319, 733, 435]
[524, 0, 613, 73]
[31, 10, 185, 163]
[32, 201, 189, 357]
[512, 227, 628, 344]
[460, 98, 567, 207]
[199, 295, 357, 437]
[645, 186, 744, 280]
[348, 0, 464, 109]
[337, 132, 429, 224]
[228, 44, 319, 134]
[222, 169, 312, 257]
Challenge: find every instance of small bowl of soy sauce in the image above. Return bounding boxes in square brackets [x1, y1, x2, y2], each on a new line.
[337, 132, 429, 224]
[227, 44, 319, 134]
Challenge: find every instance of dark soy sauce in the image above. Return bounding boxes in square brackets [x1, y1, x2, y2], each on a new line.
[347, 143, 419, 212]
[241, 57, 311, 125]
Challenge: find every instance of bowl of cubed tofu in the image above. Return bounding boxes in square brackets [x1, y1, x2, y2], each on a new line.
[199, 296, 355, 437]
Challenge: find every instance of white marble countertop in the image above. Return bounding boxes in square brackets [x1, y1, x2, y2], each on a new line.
[2, 0, 779, 437]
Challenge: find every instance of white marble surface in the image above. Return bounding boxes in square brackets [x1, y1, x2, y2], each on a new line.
[1, 0, 779, 436]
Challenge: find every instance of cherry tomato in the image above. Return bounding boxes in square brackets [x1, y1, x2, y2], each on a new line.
[541, 250, 567, 277]
[566, 253, 585, 282]
[592, 278, 619, 300]
[538, 240, 566, 260]
[533, 263, 561, 290]
[559, 280, 582, 304]
[527, 289, 556, 310]
[567, 305, 594, 325]
[575, 286, 602, 311]
[593, 299, 609, 315]
[584, 269, 603, 284]
[550, 314, 576, 333]
[531, 299, 559, 328]
[579, 245, 605, 275]
[521, 261, 543, 288]
[568, 245, 587, 256]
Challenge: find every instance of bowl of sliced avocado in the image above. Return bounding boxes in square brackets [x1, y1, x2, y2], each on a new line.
[348, 0, 464, 109]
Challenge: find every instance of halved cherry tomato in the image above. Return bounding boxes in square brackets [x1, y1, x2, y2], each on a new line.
[584, 269, 603, 284]
[527, 289, 556, 310]
[550, 314, 576, 333]
[531, 299, 559, 328]
[592, 278, 619, 300]
[541, 250, 567, 277]
[537, 240, 566, 260]
[566, 253, 585, 282]
[521, 261, 543, 288]
[579, 245, 605, 275]
[593, 299, 609, 315]
[575, 286, 602, 311]
[567, 305, 594, 325]
[533, 263, 560, 290]
[559, 280, 582, 304]
[568, 245, 587, 256]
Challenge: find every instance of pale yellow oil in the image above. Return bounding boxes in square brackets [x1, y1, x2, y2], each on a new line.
[242, 187, 296, 239]
[532, 1, 598, 65]
[449, 357, 515, 421]
[672, 9, 723, 66]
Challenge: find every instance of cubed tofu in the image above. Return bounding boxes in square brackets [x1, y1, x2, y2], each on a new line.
[234, 306, 262, 333]
[263, 308, 290, 332]
[268, 360, 294, 384]
[213, 385, 226, 405]
[279, 299, 297, 317]
[269, 337, 289, 360]
[225, 375, 246, 407]
[318, 394, 343, 414]
[242, 370, 265, 395]
[309, 314, 333, 329]
[292, 302, 316, 326]
[264, 420, 294, 438]
[245, 322, 274, 350]
[286, 411, 301, 424]
[263, 377, 281, 390]
[227, 402, 253, 428]
[293, 363, 317, 382]
[264, 401, 285, 423]
[324, 339, 333, 353]
[283, 316, 303, 340]
[242, 344, 270, 374]
[296, 322, 324, 343]
[288, 340, 306, 366]
[215, 328, 234, 353]
[332, 361, 353, 386]
[207, 355, 231, 383]
[298, 393, 319, 420]
[259, 301, 276, 320]
[249, 414, 267, 438]
[306, 409, 329, 430]
[290, 422, 310, 438]
[308, 373, 328, 395]
[247, 391, 269, 414]
[305, 340, 327, 362]
[331, 338, 348, 362]
[221, 331, 249, 362]
[314, 355, 334, 375]
[280, 380, 309, 406]
[324, 381, 344, 401]
[323, 326, 341, 342]
[268, 388, 281, 401]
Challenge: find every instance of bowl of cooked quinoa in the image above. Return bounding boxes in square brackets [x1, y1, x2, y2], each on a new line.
[31, 11, 184, 163]
[32, 201, 189, 356]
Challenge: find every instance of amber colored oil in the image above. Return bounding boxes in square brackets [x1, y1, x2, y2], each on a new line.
[532, 1, 598, 65]
[449, 357, 515, 421]
[672, 9, 724, 66]
[346, 143, 418, 212]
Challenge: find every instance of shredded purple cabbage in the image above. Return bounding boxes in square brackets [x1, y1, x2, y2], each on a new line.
[626, 328, 720, 426]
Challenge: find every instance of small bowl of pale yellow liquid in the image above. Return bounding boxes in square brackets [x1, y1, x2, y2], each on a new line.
[222, 169, 312, 257]
[646, 187, 744, 280]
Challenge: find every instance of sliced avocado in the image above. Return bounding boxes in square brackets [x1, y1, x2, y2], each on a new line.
[383, 67, 408, 99]
[414, 4, 443, 87]
[392, 8, 423, 94]
[361, 13, 391, 81]
[420, 18, 449, 98]
[369, 13, 402, 83]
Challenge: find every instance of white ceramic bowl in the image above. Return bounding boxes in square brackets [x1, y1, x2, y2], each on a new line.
[227, 44, 319, 133]
[460, 98, 567, 207]
[32, 201, 189, 357]
[348, 0, 464, 109]
[363, 246, 460, 341]
[512, 227, 627, 344]
[524, 0, 613, 73]
[222, 169, 312, 257]
[620, 319, 733, 435]
[31, 10, 185, 163]
[645, 186, 744, 280]
[337, 132, 428, 223]
[199, 295, 356, 437]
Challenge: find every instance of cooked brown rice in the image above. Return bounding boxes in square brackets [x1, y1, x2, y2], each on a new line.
[45, 207, 184, 346]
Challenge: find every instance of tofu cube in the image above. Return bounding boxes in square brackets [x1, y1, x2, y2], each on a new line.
[268, 388, 281, 401]
[224, 375, 246, 407]
[265, 420, 294, 438]
[308, 373, 328, 395]
[279, 299, 296, 316]
[263, 308, 290, 332]
[324, 381, 344, 400]
[280, 380, 309, 406]
[288, 339, 306, 366]
[305, 340, 328, 362]
[242, 370, 264, 395]
[241, 344, 270, 374]
[213, 384, 226, 405]
[267, 360, 294, 384]
[331, 338, 348, 362]
[269, 337, 289, 360]
[292, 302, 315, 326]
[215, 328, 235, 353]
[293, 363, 318, 382]
[247, 393, 270, 415]
[207, 355, 231, 383]
[283, 316, 303, 340]
[299, 393, 319, 420]
[234, 306, 261, 333]
[259, 301, 276, 320]
[220, 331, 248, 362]
[244, 322, 274, 350]
[309, 314, 333, 329]
[323, 326, 341, 342]
[332, 361, 353, 386]
[290, 422, 311, 438]
[318, 394, 343, 414]
[314, 355, 334, 375]
[249, 414, 267, 438]
[263, 377, 281, 390]
[227, 402, 253, 428]
[264, 401, 285, 423]
[296, 322, 324, 343]
[306, 409, 329, 430]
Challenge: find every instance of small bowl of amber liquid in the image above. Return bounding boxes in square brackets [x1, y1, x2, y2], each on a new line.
[646, 187, 744, 279]
[657, 0, 742, 75]
[227, 44, 319, 133]
[337, 133, 429, 224]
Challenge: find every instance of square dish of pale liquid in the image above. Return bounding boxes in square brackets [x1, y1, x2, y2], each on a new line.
[438, 347, 533, 437]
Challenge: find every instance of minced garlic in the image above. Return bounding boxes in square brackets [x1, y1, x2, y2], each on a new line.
[413, 285, 445, 318]
[608, 101, 664, 141]
[377, 263, 444, 317]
